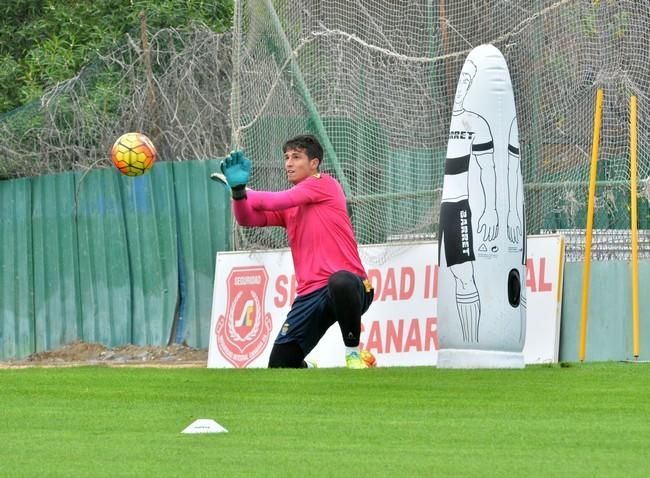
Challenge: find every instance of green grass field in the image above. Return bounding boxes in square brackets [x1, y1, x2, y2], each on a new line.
[1, 363, 649, 477]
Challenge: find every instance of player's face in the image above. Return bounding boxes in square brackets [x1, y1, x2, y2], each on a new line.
[284, 148, 319, 184]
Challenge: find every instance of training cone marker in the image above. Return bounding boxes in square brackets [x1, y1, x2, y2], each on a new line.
[181, 419, 228, 434]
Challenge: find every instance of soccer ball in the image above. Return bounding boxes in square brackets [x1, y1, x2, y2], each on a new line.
[111, 132, 157, 176]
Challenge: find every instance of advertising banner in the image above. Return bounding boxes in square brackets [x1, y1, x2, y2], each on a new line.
[208, 236, 564, 368]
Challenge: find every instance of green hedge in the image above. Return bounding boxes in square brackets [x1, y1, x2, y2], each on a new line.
[0, 0, 233, 114]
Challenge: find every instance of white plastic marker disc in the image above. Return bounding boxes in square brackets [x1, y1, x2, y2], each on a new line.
[181, 419, 228, 434]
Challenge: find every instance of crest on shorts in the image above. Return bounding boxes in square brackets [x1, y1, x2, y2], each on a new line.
[215, 266, 273, 368]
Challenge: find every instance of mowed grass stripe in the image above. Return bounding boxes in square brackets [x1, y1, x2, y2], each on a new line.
[1, 364, 649, 477]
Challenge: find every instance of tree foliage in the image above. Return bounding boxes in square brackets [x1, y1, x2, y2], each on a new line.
[0, 0, 233, 114]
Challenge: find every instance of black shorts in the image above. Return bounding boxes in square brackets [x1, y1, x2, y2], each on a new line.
[274, 275, 373, 355]
[438, 200, 475, 266]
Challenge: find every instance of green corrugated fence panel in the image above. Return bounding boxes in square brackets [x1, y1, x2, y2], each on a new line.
[31, 173, 81, 353]
[0, 160, 234, 358]
[118, 163, 178, 345]
[75, 169, 132, 346]
[172, 159, 231, 348]
[0, 179, 34, 360]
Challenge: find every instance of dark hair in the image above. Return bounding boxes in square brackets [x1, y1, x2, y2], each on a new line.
[282, 135, 323, 165]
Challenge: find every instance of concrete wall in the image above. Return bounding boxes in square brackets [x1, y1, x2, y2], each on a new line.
[559, 260, 650, 362]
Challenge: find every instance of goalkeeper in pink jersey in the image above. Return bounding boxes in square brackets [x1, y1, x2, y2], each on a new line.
[217, 135, 376, 369]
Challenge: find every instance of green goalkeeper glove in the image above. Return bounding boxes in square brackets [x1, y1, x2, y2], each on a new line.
[219, 150, 251, 200]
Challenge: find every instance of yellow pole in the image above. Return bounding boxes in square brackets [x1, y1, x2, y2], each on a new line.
[579, 88, 603, 362]
[630, 96, 640, 359]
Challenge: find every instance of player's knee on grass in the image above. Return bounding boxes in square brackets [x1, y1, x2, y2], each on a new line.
[268, 342, 306, 368]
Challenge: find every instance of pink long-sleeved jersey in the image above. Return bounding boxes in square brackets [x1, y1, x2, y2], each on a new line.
[232, 173, 367, 295]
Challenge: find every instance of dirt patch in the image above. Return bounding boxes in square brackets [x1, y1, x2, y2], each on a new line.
[0, 341, 208, 368]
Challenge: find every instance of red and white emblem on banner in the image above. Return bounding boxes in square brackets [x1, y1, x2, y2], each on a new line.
[215, 266, 273, 368]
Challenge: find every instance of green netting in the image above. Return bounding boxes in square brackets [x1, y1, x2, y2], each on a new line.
[231, 0, 650, 263]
